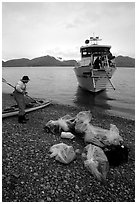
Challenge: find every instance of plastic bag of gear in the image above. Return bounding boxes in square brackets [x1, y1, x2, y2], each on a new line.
[84, 123, 123, 147]
[82, 144, 109, 181]
[44, 115, 75, 134]
[49, 143, 76, 164]
[74, 111, 92, 135]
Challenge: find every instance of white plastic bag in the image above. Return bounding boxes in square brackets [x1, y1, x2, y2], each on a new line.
[44, 120, 60, 133]
[45, 115, 75, 133]
[49, 143, 76, 164]
[75, 111, 92, 135]
[106, 124, 123, 145]
[59, 115, 76, 132]
[57, 118, 70, 132]
[75, 111, 92, 123]
[61, 132, 75, 139]
[84, 123, 123, 147]
[82, 144, 109, 181]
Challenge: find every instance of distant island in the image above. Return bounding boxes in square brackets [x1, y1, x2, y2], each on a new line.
[2, 55, 135, 67]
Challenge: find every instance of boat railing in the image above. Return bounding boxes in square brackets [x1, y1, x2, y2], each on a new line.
[78, 52, 116, 70]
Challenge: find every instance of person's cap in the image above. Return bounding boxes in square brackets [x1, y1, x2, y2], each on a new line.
[22, 76, 30, 81]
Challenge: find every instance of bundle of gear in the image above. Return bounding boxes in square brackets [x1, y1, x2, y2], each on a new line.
[45, 111, 129, 182]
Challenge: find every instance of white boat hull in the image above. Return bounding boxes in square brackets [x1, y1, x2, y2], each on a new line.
[74, 66, 116, 93]
[74, 36, 117, 92]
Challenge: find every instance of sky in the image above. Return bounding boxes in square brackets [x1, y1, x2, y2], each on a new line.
[2, 1, 135, 61]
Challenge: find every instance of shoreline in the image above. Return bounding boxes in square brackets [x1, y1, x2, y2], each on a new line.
[2, 92, 135, 122]
[2, 92, 135, 202]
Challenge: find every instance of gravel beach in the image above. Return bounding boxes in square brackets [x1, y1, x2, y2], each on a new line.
[2, 93, 135, 202]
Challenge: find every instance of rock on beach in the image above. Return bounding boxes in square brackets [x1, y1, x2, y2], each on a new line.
[2, 93, 135, 202]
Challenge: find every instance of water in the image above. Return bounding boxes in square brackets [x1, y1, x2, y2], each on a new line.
[2, 66, 135, 120]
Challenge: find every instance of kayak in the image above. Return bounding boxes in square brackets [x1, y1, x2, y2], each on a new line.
[2, 100, 51, 119]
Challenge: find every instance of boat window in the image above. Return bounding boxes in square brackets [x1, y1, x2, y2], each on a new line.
[81, 50, 92, 57]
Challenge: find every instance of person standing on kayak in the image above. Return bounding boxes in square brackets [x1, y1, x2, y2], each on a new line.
[13, 76, 30, 123]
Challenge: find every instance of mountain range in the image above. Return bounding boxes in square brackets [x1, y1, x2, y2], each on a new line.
[2, 55, 135, 67]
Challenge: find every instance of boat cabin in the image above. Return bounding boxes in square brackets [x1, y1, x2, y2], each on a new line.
[80, 42, 115, 69]
[80, 45, 111, 58]
[78, 37, 115, 69]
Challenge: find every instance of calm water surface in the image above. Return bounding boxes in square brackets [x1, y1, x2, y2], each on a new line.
[2, 67, 135, 120]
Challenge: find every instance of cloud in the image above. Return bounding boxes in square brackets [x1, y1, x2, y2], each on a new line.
[2, 2, 135, 60]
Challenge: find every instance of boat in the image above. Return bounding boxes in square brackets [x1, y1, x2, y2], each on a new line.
[74, 36, 117, 93]
[2, 100, 51, 119]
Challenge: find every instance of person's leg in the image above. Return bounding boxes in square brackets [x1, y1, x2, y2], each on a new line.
[13, 92, 26, 123]
[18, 95, 28, 122]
